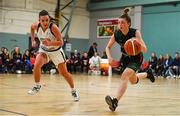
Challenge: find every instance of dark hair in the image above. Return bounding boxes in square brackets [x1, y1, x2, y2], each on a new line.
[93, 42, 97, 46]
[39, 10, 49, 18]
[39, 10, 59, 27]
[175, 52, 179, 55]
[120, 8, 131, 26]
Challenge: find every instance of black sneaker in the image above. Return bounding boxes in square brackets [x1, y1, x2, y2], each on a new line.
[105, 95, 118, 112]
[147, 68, 155, 83]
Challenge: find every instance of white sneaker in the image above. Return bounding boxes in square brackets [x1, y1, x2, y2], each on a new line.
[173, 75, 176, 78]
[28, 85, 41, 95]
[71, 90, 80, 102]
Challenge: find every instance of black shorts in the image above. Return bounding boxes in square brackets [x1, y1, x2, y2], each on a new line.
[120, 52, 143, 72]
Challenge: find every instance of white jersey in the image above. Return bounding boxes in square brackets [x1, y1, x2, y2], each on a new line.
[36, 23, 66, 65]
[37, 23, 61, 52]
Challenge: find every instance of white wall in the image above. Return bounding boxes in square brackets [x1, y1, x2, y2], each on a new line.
[0, 0, 89, 39]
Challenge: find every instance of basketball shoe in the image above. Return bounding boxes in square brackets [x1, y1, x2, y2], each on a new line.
[105, 95, 118, 112]
[28, 85, 41, 95]
[71, 90, 80, 102]
[147, 68, 155, 83]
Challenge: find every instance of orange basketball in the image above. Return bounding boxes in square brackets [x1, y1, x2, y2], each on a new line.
[124, 38, 141, 56]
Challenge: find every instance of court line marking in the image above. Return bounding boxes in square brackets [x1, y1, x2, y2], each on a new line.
[0, 109, 28, 116]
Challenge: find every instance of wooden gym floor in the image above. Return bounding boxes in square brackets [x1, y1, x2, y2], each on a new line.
[0, 74, 180, 116]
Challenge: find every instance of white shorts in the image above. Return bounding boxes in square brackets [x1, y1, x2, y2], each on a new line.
[38, 47, 66, 66]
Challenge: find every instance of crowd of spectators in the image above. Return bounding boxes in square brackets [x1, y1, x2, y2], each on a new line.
[141, 52, 180, 78]
[1, 45, 180, 78]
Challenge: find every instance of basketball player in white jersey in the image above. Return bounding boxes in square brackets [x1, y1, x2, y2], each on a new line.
[28, 10, 79, 101]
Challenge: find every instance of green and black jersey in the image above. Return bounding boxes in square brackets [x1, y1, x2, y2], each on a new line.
[114, 28, 143, 72]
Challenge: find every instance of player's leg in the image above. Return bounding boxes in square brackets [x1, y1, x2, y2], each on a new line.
[49, 48, 80, 101]
[28, 53, 47, 95]
[128, 64, 155, 84]
[57, 63, 80, 101]
[105, 68, 134, 111]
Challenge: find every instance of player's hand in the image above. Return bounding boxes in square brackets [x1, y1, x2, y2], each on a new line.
[42, 38, 51, 46]
[109, 59, 120, 68]
[31, 40, 36, 48]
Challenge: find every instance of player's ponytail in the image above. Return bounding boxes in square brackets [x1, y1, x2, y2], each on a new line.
[120, 8, 131, 27]
[49, 16, 59, 27]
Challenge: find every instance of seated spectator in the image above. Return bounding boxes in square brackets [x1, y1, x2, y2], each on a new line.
[66, 54, 71, 73]
[23, 49, 32, 74]
[30, 52, 36, 69]
[74, 52, 81, 73]
[88, 52, 101, 74]
[172, 52, 180, 77]
[11, 47, 23, 73]
[66, 52, 75, 73]
[148, 52, 157, 72]
[155, 54, 164, 77]
[0, 50, 3, 73]
[67, 51, 81, 73]
[163, 53, 174, 78]
[101, 51, 107, 59]
[81, 52, 89, 73]
[42, 60, 56, 74]
[2, 48, 10, 73]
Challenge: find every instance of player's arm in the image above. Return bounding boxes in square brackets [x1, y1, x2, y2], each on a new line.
[30, 21, 38, 47]
[135, 30, 147, 53]
[105, 34, 116, 63]
[50, 24, 64, 46]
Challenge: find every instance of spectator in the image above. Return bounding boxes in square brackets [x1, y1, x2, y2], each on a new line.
[1, 47, 5, 54]
[2, 48, 10, 73]
[81, 52, 89, 73]
[30, 51, 36, 68]
[0, 49, 3, 73]
[23, 49, 32, 73]
[74, 52, 81, 73]
[102, 51, 107, 59]
[0, 47, 5, 68]
[148, 52, 158, 72]
[67, 52, 75, 73]
[172, 52, 180, 77]
[155, 54, 164, 77]
[42, 60, 56, 74]
[88, 42, 97, 58]
[89, 52, 101, 74]
[163, 53, 174, 78]
[11, 47, 23, 73]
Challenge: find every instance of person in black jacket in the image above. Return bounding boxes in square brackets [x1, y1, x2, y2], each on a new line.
[172, 52, 180, 77]
[88, 42, 97, 58]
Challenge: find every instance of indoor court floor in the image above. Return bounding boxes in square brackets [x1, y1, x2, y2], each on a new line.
[0, 74, 180, 116]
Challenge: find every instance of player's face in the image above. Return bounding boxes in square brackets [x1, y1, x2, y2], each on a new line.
[118, 18, 130, 32]
[39, 15, 50, 29]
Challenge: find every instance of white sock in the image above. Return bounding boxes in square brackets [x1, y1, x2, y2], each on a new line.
[72, 88, 76, 91]
[36, 82, 40, 86]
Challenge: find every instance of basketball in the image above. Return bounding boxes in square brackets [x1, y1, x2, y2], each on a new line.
[124, 38, 141, 56]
